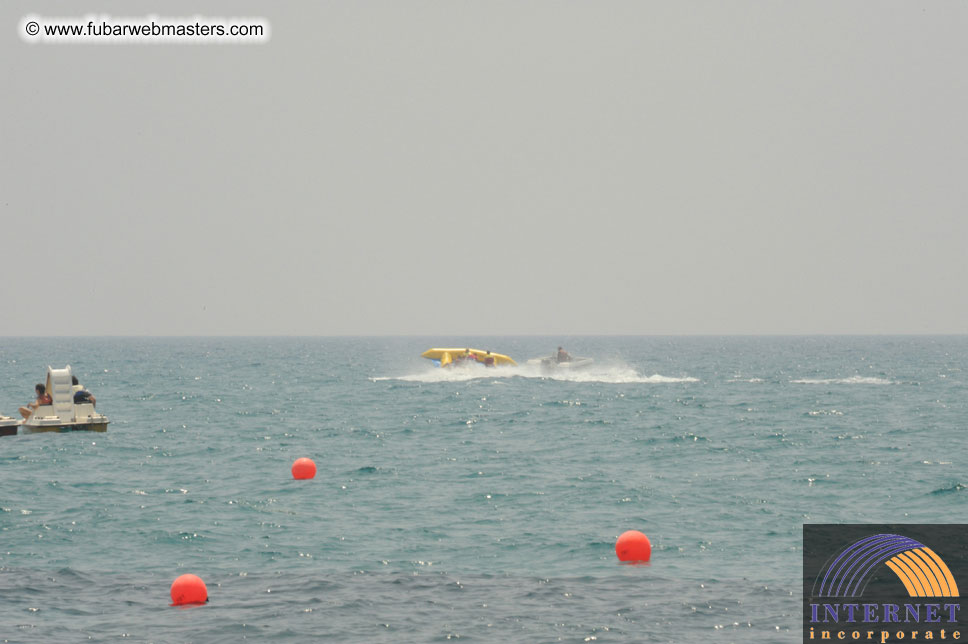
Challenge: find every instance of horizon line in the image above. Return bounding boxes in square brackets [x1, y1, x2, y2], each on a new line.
[1, 333, 966, 339]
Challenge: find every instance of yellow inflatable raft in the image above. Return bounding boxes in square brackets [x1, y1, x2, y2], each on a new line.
[421, 348, 517, 367]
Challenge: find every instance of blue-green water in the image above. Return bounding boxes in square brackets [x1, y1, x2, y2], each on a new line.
[1, 337, 965, 643]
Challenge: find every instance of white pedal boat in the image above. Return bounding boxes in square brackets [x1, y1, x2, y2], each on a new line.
[18, 365, 109, 435]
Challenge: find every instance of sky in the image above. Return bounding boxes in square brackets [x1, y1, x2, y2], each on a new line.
[2, 1, 966, 335]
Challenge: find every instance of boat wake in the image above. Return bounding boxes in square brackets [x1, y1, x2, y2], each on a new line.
[372, 363, 699, 385]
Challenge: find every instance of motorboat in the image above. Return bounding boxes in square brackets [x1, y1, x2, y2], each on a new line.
[527, 354, 595, 372]
[421, 348, 517, 368]
[18, 366, 109, 434]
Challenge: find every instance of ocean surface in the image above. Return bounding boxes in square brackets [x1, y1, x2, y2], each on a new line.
[0, 336, 965, 643]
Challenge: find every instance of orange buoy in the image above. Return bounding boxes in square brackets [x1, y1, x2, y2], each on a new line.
[292, 457, 316, 480]
[615, 530, 652, 562]
[170, 574, 208, 606]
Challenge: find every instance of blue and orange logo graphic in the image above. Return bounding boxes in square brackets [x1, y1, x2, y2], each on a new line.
[815, 533, 960, 598]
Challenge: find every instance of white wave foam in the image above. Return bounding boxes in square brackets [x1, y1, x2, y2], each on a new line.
[790, 376, 894, 385]
[637, 374, 700, 384]
[727, 377, 764, 383]
[807, 409, 844, 416]
[372, 362, 698, 385]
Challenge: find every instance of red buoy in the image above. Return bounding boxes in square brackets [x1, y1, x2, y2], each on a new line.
[615, 530, 652, 562]
[170, 574, 208, 606]
[292, 457, 316, 480]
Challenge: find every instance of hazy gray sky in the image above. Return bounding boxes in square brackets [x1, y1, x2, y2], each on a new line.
[3, 2, 966, 335]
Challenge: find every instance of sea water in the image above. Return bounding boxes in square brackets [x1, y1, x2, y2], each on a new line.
[0, 336, 965, 643]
